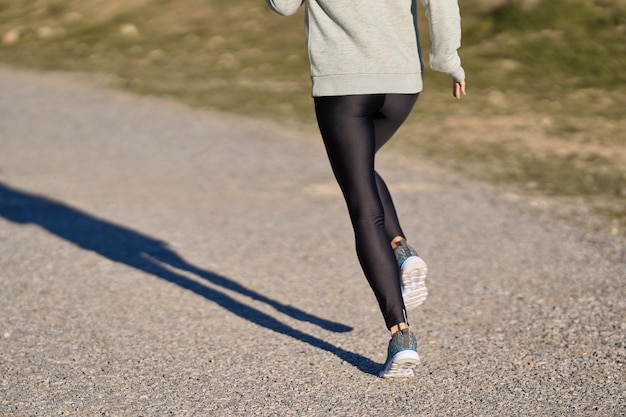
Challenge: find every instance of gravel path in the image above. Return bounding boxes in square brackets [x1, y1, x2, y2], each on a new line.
[1, 66, 624, 416]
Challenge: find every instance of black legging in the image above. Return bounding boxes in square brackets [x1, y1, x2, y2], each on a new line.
[314, 93, 419, 329]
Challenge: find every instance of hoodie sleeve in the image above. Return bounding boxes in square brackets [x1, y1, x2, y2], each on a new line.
[421, 0, 465, 81]
[266, 0, 304, 16]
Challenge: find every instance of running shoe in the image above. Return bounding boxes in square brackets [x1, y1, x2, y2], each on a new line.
[394, 240, 428, 310]
[378, 328, 420, 378]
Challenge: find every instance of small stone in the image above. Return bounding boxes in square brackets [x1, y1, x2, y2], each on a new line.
[120, 23, 139, 37]
[541, 116, 553, 127]
[37, 26, 55, 39]
[217, 53, 240, 69]
[149, 49, 166, 61]
[526, 181, 538, 190]
[207, 35, 225, 50]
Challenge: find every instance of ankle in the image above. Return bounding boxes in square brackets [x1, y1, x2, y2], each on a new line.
[389, 322, 409, 337]
[390, 236, 405, 249]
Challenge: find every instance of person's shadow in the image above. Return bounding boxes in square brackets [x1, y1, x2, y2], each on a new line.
[0, 181, 379, 375]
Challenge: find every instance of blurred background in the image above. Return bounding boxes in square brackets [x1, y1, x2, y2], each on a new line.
[1, 0, 625, 233]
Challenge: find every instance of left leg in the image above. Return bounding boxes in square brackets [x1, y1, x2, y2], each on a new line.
[368, 95, 428, 377]
[372, 94, 419, 243]
[372, 94, 429, 311]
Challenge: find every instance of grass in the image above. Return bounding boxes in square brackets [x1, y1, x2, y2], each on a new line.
[461, 0, 626, 116]
[0, 0, 624, 235]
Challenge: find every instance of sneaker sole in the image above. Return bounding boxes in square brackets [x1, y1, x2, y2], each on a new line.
[401, 256, 428, 310]
[379, 350, 421, 378]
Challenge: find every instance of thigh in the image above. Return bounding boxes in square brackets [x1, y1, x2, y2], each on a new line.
[314, 95, 384, 209]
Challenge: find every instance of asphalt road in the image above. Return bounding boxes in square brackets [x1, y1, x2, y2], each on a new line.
[1, 66, 624, 416]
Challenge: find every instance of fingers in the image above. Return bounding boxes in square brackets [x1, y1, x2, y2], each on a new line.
[453, 79, 466, 100]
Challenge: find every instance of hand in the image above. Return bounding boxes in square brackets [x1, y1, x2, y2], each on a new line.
[453, 79, 466, 99]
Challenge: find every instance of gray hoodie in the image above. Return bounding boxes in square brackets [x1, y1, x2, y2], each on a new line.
[266, 0, 465, 97]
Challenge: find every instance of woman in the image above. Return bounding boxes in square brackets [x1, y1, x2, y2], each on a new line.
[265, 0, 466, 377]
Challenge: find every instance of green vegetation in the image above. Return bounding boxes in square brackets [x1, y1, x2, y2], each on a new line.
[0, 0, 624, 234]
[462, 0, 626, 118]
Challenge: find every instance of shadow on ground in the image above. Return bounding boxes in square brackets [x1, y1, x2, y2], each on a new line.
[0, 181, 380, 375]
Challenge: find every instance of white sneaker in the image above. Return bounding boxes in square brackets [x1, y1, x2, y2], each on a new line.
[394, 240, 428, 310]
[378, 328, 420, 378]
